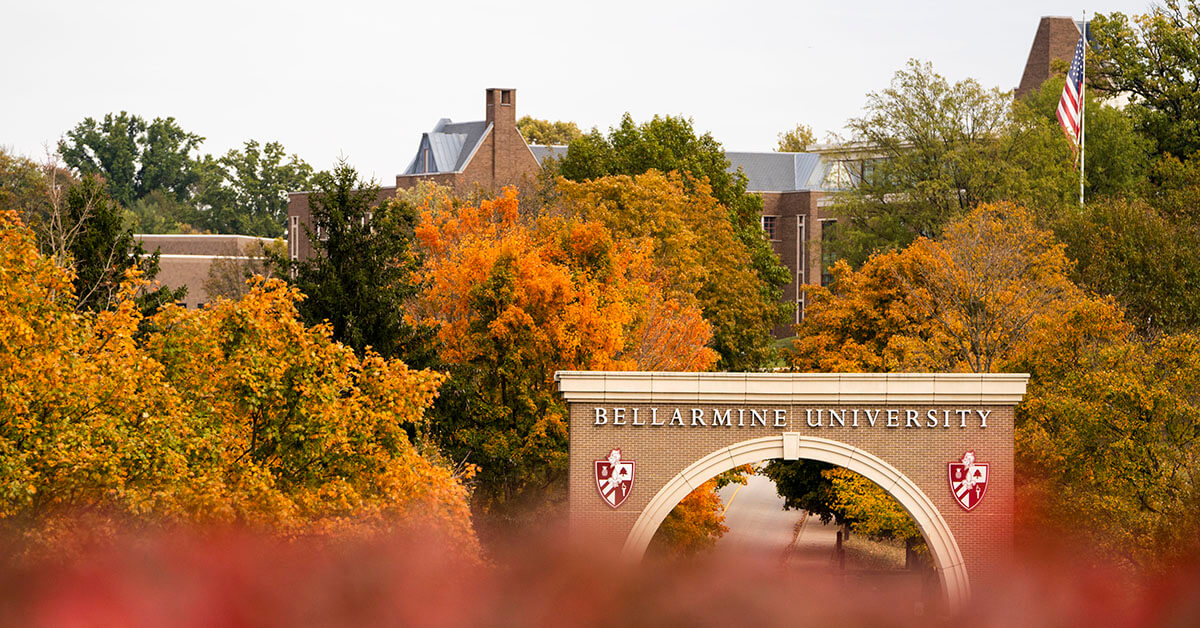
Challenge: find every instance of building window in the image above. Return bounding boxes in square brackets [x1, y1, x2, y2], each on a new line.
[761, 215, 778, 240]
[289, 215, 299, 260]
[501, 90, 512, 105]
[821, 219, 839, 286]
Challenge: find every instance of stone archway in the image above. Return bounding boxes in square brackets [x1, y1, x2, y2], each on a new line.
[621, 435, 969, 609]
[557, 371, 1028, 612]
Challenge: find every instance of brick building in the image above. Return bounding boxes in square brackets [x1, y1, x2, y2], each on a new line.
[1015, 16, 1086, 100]
[286, 88, 541, 263]
[287, 87, 834, 337]
[136, 234, 278, 309]
[285, 17, 1073, 335]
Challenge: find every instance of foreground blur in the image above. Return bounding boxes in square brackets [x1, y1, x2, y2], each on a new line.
[0, 521, 1197, 628]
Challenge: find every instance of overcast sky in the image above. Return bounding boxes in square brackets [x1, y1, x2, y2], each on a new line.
[1, 0, 1155, 182]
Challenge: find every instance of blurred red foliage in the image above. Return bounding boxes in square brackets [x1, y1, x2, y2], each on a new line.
[0, 517, 1198, 627]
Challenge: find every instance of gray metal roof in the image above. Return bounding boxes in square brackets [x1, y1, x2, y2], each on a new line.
[528, 144, 569, 166]
[725, 152, 826, 192]
[402, 118, 491, 175]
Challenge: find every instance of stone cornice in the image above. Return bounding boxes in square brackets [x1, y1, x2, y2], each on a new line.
[554, 372, 1030, 405]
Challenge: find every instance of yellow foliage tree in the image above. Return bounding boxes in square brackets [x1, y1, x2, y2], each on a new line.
[0, 210, 476, 550]
[557, 171, 787, 371]
[649, 478, 729, 557]
[822, 468, 921, 542]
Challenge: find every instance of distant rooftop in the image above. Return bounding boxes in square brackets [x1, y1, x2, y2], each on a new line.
[401, 118, 491, 175]
[527, 145, 831, 193]
[528, 144, 568, 165]
[726, 152, 827, 192]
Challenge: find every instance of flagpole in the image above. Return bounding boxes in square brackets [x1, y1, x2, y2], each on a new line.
[1079, 9, 1087, 207]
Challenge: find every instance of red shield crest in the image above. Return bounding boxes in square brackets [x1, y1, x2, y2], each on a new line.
[595, 449, 635, 509]
[948, 451, 989, 511]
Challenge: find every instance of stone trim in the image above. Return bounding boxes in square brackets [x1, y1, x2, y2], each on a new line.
[619, 434, 971, 611]
[556, 372, 1029, 405]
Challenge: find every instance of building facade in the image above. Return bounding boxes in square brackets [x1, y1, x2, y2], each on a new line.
[137, 234, 278, 309]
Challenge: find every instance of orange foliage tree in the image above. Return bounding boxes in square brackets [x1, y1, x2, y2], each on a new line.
[791, 203, 1087, 373]
[0, 210, 476, 550]
[413, 187, 717, 523]
[649, 478, 729, 557]
[786, 202, 1200, 566]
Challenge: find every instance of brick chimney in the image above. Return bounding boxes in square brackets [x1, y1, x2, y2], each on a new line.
[1016, 17, 1083, 100]
[485, 88, 516, 130]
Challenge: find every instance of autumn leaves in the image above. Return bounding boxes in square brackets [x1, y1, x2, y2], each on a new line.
[0, 210, 475, 550]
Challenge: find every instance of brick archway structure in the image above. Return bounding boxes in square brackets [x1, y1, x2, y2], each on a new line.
[557, 372, 1029, 610]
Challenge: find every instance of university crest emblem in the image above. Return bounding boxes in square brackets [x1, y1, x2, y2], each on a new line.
[595, 448, 635, 509]
[948, 450, 989, 511]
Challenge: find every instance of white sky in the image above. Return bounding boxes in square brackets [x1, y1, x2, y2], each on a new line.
[1, 0, 1155, 183]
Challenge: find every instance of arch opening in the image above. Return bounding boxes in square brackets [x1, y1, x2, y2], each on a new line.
[622, 434, 970, 611]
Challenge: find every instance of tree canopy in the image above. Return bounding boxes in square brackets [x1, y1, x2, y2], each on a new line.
[279, 161, 433, 367]
[825, 61, 1022, 266]
[412, 186, 716, 523]
[516, 116, 584, 146]
[195, 140, 314, 237]
[1090, 1, 1200, 157]
[782, 202, 1200, 568]
[0, 209, 476, 548]
[557, 172, 784, 371]
[59, 112, 203, 209]
[557, 113, 790, 369]
[776, 123, 816, 152]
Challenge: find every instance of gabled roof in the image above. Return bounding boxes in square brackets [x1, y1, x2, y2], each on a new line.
[528, 144, 569, 165]
[726, 152, 826, 192]
[402, 118, 492, 175]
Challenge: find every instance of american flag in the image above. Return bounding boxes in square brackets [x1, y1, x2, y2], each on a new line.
[1056, 28, 1087, 153]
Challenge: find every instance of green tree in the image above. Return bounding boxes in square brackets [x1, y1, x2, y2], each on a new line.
[516, 116, 583, 145]
[1090, 1, 1200, 157]
[1011, 76, 1151, 209]
[124, 189, 202, 234]
[65, 175, 181, 312]
[1150, 152, 1200, 221]
[195, 140, 314, 237]
[2, 149, 179, 311]
[557, 113, 790, 369]
[58, 112, 203, 208]
[827, 60, 1022, 266]
[0, 149, 48, 218]
[1054, 196, 1200, 334]
[279, 160, 433, 367]
[760, 459, 843, 521]
[776, 123, 816, 152]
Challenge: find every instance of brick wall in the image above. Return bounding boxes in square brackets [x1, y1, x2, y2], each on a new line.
[760, 190, 823, 335]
